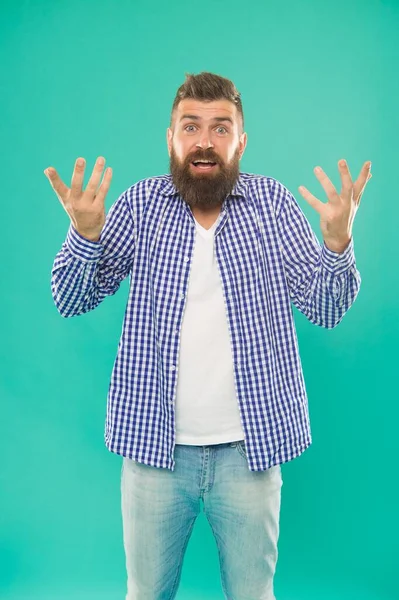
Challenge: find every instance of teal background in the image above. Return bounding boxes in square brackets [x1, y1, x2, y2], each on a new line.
[1, 0, 397, 598]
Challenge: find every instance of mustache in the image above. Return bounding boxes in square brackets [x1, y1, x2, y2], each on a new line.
[185, 150, 221, 164]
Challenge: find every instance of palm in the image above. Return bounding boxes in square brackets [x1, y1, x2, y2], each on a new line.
[298, 159, 371, 252]
[44, 156, 112, 242]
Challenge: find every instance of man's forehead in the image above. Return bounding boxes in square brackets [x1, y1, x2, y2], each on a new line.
[175, 98, 238, 120]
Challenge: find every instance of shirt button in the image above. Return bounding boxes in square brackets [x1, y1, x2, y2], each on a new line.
[180, 292, 185, 299]
[171, 365, 176, 371]
[184, 256, 190, 263]
[174, 330, 179, 336]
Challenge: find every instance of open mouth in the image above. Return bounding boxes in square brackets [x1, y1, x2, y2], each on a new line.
[191, 160, 218, 171]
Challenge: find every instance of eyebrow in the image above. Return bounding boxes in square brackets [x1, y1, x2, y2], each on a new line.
[179, 114, 234, 126]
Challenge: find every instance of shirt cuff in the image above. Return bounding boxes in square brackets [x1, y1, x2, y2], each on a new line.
[321, 237, 356, 275]
[65, 224, 105, 262]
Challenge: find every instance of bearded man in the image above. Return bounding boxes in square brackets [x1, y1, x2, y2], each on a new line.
[47, 71, 371, 600]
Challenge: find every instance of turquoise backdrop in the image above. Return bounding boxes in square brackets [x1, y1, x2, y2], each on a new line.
[1, 0, 397, 598]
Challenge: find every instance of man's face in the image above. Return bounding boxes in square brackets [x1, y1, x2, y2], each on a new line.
[167, 99, 247, 209]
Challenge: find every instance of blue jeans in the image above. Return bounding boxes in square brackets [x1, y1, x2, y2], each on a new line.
[121, 441, 283, 600]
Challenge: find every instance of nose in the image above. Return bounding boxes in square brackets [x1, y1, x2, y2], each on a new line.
[196, 133, 214, 150]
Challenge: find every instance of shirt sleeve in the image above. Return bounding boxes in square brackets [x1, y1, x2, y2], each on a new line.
[276, 182, 361, 329]
[51, 190, 135, 317]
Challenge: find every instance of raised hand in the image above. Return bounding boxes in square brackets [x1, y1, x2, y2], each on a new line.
[298, 159, 372, 253]
[44, 156, 112, 242]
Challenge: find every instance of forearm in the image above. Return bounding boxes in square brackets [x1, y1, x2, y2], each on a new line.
[51, 226, 117, 317]
[289, 238, 361, 328]
[51, 190, 136, 317]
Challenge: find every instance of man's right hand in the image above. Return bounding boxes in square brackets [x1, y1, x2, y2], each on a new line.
[44, 156, 112, 242]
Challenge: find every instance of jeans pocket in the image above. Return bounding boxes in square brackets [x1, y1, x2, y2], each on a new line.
[236, 440, 247, 459]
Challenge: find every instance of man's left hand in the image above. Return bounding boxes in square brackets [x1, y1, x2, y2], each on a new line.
[298, 159, 372, 254]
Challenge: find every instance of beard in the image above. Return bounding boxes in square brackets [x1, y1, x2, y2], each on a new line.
[169, 146, 241, 209]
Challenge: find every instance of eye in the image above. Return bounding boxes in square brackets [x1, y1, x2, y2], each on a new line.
[184, 125, 197, 132]
[216, 126, 228, 134]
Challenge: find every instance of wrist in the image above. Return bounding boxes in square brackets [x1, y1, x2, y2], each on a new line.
[324, 237, 351, 254]
[74, 226, 101, 243]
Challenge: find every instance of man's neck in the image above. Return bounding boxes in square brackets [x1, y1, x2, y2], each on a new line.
[191, 205, 222, 230]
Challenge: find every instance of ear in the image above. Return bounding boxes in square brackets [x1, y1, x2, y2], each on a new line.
[238, 132, 248, 160]
[166, 128, 173, 157]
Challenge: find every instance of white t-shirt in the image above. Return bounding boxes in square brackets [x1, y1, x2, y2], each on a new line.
[174, 215, 245, 445]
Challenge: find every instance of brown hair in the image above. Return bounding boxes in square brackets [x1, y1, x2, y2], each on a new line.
[170, 72, 244, 130]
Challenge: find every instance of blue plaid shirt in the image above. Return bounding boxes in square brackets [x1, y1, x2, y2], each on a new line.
[51, 172, 361, 471]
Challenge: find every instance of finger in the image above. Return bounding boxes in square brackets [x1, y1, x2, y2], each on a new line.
[314, 166, 340, 203]
[70, 157, 86, 197]
[94, 167, 113, 206]
[298, 186, 325, 214]
[355, 172, 372, 207]
[85, 156, 106, 200]
[44, 167, 70, 203]
[338, 159, 353, 201]
[353, 161, 372, 202]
